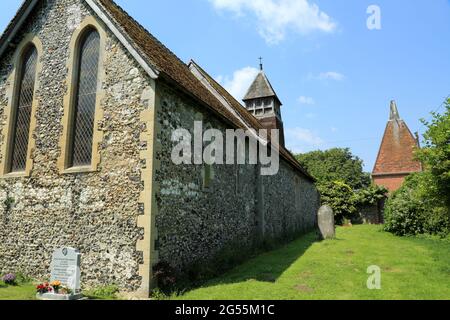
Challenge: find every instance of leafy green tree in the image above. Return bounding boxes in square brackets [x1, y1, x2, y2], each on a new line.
[415, 99, 450, 206]
[385, 100, 450, 237]
[296, 148, 371, 190]
[317, 181, 357, 224]
[355, 185, 388, 208]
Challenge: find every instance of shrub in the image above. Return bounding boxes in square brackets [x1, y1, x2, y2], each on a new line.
[318, 181, 357, 225]
[384, 173, 450, 237]
[355, 185, 388, 207]
[2, 273, 17, 286]
[15, 272, 32, 285]
[153, 262, 177, 294]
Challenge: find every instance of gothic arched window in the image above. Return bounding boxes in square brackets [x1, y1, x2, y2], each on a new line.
[69, 29, 100, 167]
[9, 45, 38, 173]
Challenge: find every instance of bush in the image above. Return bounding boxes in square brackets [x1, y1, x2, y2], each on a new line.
[153, 262, 177, 294]
[318, 181, 357, 225]
[355, 185, 388, 207]
[15, 272, 32, 285]
[2, 273, 17, 286]
[384, 173, 450, 237]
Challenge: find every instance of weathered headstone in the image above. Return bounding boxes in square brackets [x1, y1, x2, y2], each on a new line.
[318, 205, 336, 240]
[37, 247, 83, 300]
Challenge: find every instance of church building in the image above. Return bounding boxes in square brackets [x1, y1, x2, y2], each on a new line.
[0, 0, 319, 297]
[372, 101, 423, 192]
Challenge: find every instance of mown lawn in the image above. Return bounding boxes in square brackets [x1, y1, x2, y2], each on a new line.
[0, 282, 119, 300]
[1, 226, 449, 300]
[175, 225, 450, 300]
[0, 283, 36, 300]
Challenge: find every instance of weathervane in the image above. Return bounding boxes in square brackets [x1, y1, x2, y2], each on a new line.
[259, 57, 263, 71]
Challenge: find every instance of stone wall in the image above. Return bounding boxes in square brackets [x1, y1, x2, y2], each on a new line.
[0, 0, 152, 291]
[155, 82, 258, 271]
[155, 81, 320, 273]
[358, 200, 385, 224]
[262, 162, 319, 239]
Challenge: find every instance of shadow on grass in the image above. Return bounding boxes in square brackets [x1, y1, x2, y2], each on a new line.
[194, 231, 319, 288]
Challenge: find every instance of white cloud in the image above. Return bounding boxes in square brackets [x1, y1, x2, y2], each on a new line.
[216, 66, 259, 101]
[298, 96, 315, 105]
[285, 127, 324, 153]
[317, 71, 345, 81]
[208, 0, 336, 44]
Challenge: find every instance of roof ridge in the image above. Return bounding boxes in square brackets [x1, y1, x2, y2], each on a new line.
[189, 60, 315, 181]
[189, 59, 263, 129]
[98, 0, 188, 70]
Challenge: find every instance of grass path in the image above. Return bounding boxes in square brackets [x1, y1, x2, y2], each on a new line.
[176, 225, 450, 300]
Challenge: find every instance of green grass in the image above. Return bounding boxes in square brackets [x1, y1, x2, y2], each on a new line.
[0, 282, 118, 300]
[175, 225, 450, 300]
[1, 226, 448, 300]
[0, 283, 37, 300]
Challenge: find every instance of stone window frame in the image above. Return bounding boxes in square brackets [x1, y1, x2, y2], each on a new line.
[0, 34, 43, 179]
[58, 16, 106, 175]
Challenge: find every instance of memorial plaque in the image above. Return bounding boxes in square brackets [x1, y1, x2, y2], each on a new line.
[50, 247, 81, 292]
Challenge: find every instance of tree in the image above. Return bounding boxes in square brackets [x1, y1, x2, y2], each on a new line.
[355, 185, 388, 208]
[415, 99, 450, 206]
[296, 148, 371, 190]
[384, 99, 450, 237]
[317, 181, 357, 224]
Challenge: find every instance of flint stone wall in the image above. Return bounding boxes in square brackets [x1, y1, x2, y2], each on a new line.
[262, 163, 319, 239]
[155, 81, 320, 273]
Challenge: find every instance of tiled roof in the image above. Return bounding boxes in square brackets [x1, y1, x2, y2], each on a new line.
[98, 0, 313, 181]
[0, 0, 315, 182]
[189, 61, 312, 180]
[373, 102, 422, 176]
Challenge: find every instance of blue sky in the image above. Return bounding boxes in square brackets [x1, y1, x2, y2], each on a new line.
[1, 0, 450, 171]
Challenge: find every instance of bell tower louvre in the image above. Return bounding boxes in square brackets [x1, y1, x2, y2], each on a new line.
[243, 64, 285, 147]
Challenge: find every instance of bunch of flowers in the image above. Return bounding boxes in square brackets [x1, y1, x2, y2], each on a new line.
[36, 283, 53, 294]
[2, 273, 16, 285]
[58, 285, 73, 295]
[50, 281, 62, 293]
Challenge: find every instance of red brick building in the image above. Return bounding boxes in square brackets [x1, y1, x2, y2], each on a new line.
[372, 101, 423, 192]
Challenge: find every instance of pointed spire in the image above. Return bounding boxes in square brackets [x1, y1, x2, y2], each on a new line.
[390, 100, 401, 120]
[243, 72, 279, 102]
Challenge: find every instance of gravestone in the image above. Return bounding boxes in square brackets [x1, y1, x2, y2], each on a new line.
[37, 247, 83, 300]
[318, 205, 335, 240]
